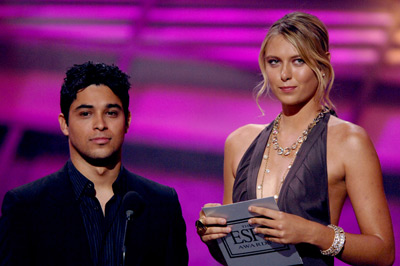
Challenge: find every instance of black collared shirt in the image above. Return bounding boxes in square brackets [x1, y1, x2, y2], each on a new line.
[68, 160, 126, 266]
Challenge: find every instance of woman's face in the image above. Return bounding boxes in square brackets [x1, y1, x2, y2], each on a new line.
[264, 34, 319, 108]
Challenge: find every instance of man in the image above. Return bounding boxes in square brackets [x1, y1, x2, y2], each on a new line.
[0, 62, 189, 266]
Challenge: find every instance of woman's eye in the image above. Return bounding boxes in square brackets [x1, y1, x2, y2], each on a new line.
[294, 58, 305, 65]
[267, 59, 279, 65]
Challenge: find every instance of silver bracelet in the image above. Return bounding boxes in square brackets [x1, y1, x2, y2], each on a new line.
[320, 224, 346, 256]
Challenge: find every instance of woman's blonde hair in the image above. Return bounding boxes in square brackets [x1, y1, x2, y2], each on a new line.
[257, 12, 335, 112]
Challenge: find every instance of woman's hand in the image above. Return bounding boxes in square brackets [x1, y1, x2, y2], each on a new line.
[197, 203, 232, 243]
[248, 206, 317, 245]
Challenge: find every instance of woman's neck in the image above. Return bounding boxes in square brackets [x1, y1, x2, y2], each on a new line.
[277, 101, 323, 145]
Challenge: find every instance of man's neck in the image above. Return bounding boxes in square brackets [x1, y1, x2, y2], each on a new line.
[70, 156, 121, 189]
[71, 156, 122, 215]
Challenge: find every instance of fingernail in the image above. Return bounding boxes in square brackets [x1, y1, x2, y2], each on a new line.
[248, 206, 253, 211]
[219, 218, 226, 224]
[248, 219, 253, 224]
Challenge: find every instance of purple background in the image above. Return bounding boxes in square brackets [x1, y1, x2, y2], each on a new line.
[0, 1, 399, 265]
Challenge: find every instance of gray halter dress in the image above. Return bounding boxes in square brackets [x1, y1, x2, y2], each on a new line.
[232, 111, 335, 266]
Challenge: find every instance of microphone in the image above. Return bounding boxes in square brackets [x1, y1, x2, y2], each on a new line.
[121, 191, 145, 266]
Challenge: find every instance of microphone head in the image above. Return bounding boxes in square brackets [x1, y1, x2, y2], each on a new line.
[122, 191, 145, 218]
[125, 210, 134, 219]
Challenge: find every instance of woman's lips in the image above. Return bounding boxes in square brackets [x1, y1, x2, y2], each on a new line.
[279, 86, 296, 92]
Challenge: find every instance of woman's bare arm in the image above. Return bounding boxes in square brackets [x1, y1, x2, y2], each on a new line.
[199, 124, 265, 241]
[332, 121, 395, 265]
[247, 119, 395, 266]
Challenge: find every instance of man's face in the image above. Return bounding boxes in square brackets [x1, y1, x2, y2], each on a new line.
[59, 84, 130, 165]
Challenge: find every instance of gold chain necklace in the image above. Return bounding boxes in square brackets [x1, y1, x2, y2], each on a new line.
[257, 108, 329, 201]
[272, 108, 329, 156]
[258, 134, 300, 201]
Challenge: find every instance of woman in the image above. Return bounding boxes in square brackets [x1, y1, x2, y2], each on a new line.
[197, 12, 395, 266]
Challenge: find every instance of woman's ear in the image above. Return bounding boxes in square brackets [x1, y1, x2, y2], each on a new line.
[326, 51, 331, 61]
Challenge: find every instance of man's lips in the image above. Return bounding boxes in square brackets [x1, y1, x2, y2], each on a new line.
[279, 86, 297, 92]
[90, 137, 111, 144]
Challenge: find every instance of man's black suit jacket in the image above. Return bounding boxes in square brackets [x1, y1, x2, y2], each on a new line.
[0, 163, 189, 266]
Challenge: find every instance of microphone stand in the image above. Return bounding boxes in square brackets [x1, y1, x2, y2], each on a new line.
[122, 210, 134, 266]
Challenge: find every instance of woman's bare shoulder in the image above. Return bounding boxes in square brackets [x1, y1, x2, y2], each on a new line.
[328, 116, 373, 152]
[226, 124, 267, 147]
[224, 124, 268, 178]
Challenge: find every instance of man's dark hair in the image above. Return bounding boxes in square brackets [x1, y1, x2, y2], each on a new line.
[60, 61, 131, 125]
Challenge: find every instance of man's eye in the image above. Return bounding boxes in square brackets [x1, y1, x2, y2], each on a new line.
[80, 112, 90, 117]
[107, 111, 118, 116]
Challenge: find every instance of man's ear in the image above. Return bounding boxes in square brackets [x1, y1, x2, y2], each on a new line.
[125, 112, 131, 133]
[58, 113, 69, 136]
